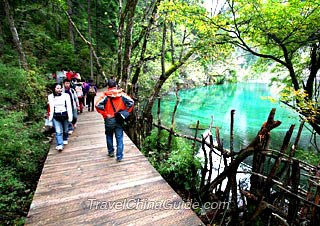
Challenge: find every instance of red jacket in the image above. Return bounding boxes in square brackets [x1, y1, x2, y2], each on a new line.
[95, 88, 134, 119]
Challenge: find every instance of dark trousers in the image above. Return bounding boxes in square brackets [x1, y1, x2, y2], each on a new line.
[78, 97, 84, 113]
[87, 95, 95, 111]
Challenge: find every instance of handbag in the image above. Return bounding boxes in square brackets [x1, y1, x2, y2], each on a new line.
[110, 98, 130, 124]
[115, 110, 130, 124]
[45, 118, 53, 127]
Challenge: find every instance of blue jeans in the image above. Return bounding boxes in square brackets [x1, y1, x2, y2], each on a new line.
[69, 109, 78, 131]
[105, 118, 124, 160]
[53, 118, 69, 147]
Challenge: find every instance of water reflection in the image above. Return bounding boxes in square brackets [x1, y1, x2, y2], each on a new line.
[154, 83, 316, 151]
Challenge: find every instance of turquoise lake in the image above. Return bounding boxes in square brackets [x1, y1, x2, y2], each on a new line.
[154, 83, 315, 151]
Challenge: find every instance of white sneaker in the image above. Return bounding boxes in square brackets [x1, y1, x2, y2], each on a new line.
[68, 130, 73, 135]
[56, 145, 63, 151]
[63, 140, 68, 145]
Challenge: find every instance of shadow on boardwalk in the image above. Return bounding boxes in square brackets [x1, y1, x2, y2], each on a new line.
[25, 90, 204, 226]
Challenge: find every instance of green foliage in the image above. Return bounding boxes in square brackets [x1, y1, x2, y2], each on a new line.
[142, 129, 202, 191]
[0, 64, 49, 225]
[0, 168, 27, 225]
[0, 111, 48, 225]
[295, 149, 320, 166]
[1, 0, 118, 83]
[280, 87, 320, 123]
[46, 41, 77, 71]
[0, 63, 47, 120]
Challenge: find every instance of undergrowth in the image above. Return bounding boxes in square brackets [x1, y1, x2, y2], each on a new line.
[0, 63, 50, 225]
[141, 129, 202, 194]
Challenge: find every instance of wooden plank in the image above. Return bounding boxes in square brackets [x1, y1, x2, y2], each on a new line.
[25, 90, 204, 226]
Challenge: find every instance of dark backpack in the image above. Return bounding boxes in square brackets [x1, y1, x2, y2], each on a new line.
[88, 85, 96, 96]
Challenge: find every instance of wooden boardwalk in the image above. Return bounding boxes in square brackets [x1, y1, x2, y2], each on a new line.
[25, 91, 204, 226]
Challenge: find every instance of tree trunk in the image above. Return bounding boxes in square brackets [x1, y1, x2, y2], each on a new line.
[88, 0, 94, 80]
[65, 10, 106, 80]
[121, 0, 138, 90]
[306, 43, 320, 98]
[161, 20, 167, 85]
[117, 0, 126, 81]
[170, 22, 175, 64]
[4, 0, 28, 71]
[130, 0, 160, 95]
[143, 49, 195, 118]
[67, 0, 75, 51]
[0, 18, 4, 56]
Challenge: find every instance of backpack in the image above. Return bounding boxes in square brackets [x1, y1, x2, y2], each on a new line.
[75, 85, 83, 98]
[88, 85, 96, 96]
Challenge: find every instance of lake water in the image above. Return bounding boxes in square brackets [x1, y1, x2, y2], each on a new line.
[154, 82, 315, 151]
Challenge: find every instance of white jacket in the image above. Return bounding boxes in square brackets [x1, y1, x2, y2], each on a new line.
[48, 93, 73, 122]
[62, 87, 79, 110]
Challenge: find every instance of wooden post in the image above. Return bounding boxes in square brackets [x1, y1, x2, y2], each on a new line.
[287, 159, 300, 225]
[168, 87, 180, 148]
[156, 97, 161, 156]
[200, 135, 209, 192]
[192, 120, 200, 150]
[230, 109, 235, 159]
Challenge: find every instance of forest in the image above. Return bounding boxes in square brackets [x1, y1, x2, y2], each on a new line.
[0, 0, 320, 225]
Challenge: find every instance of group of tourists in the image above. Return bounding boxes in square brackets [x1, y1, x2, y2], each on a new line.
[47, 78, 134, 162]
[47, 78, 97, 151]
[52, 70, 81, 84]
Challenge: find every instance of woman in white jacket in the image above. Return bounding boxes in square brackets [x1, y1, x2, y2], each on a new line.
[48, 83, 73, 151]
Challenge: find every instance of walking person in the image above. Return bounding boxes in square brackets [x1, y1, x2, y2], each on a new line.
[74, 80, 84, 113]
[48, 83, 73, 151]
[82, 79, 87, 107]
[85, 79, 97, 111]
[63, 79, 79, 134]
[95, 79, 134, 162]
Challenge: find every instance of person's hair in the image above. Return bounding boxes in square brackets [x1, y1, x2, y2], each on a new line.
[63, 79, 71, 83]
[107, 79, 117, 88]
[52, 83, 62, 95]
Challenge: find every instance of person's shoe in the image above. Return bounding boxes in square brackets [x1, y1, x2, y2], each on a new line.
[116, 158, 122, 162]
[63, 140, 68, 145]
[56, 145, 63, 151]
[108, 152, 114, 157]
[68, 130, 73, 135]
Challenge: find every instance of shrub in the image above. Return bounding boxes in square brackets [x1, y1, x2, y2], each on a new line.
[0, 64, 49, 225]
[0, 63, 47, 120]
[295, 149, 320, 166]
[0, 111, 48, 225]
[142, 129, 202, 192]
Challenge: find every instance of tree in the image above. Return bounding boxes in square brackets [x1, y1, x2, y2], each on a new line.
[88, 0, 93, 79]
[130, 0, 161, 97]
[213, 0, 320, 134]
[3, 0, 28, 71]
[121, 0, 139, 89]
[67, 0, 75, 51]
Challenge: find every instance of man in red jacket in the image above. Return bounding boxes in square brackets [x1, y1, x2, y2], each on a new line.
[95, 79, 134, 162]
